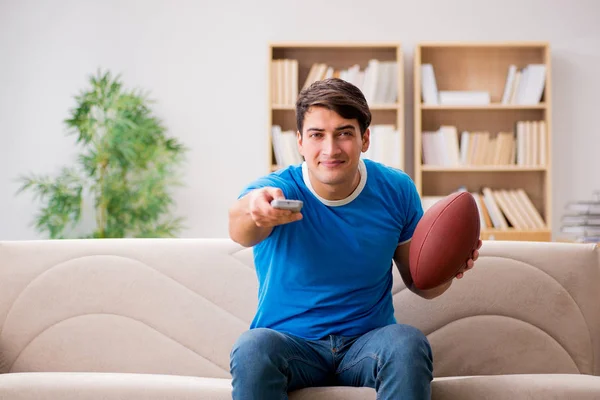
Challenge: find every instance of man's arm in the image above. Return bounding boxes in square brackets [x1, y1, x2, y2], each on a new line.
[228, 187, 302, 247]
[393, 239, 482, 300]
[393, 240, 452, 300]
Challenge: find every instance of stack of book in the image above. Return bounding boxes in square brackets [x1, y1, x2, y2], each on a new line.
[500, 64, 547, 105]
[560, 192, 600, 243]
[422, 187, 546, 231]
[271, 59, 299, 106]
[421, 63, 546, 105]
[421, 122, 546, 167]
[361, 125, 401, 169]
[301, 60, 398, 105]
[271, 125, 303, 167]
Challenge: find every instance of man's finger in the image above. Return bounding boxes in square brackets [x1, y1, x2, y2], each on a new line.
[276, 212, 303, 225]
[265, 187, 285, 200]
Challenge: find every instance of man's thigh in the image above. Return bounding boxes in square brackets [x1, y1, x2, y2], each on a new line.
[231, 328, 334, 391]
[334, 324, 432, 388]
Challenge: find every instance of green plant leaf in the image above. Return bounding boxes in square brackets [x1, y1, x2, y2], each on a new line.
[17, 68, 187, 239]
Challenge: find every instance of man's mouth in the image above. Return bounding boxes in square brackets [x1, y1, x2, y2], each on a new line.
[320, 160, 345, 168]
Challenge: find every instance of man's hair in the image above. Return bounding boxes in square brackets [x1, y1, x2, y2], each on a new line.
[295, 78, 372, 137]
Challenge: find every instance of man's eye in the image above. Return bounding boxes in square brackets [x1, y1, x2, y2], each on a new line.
[340, 131, 352, 136]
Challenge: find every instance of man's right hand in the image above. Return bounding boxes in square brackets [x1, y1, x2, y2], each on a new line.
[248, 187, 303, 228]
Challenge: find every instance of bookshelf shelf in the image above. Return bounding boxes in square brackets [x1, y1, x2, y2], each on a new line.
[272, 104, 401, 111]
[421, 103, 547, 110]
[415, 41, 552, 242]
[268, 42, 404, 173]
[421, 166, 547, 172]
[481, 228, 552, 242]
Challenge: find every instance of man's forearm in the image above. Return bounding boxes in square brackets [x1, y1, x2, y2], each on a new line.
[411, 279, 452, 300]
[228, 195, 272, 247]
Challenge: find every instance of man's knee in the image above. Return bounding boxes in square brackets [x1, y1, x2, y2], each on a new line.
[230, 328, 285, 372]
[381, 324, 432, 361]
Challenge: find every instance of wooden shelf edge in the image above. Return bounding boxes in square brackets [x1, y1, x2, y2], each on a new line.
[272, 104, 295, 110]
[417, 41, 549, 48]
[272, 104, 400, 111]
[481, 228, 552, 242]
[269, 41, 402, 48]
[420, 166, 548, 172]
[483, 228, 550, 233]
[420, 103, 546, 110]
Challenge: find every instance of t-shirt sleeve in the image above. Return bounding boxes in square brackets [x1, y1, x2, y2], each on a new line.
[398, 176, 424, 244]
[237, 173, 293, 200]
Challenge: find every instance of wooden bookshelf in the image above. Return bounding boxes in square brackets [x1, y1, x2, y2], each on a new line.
[268, 42, 404, 173]
[414, 42, 552, 242]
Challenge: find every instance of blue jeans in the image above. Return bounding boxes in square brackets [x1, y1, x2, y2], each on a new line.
[230, 324, 433, 400]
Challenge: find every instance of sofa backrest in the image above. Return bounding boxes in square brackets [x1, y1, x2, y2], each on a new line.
[392, 240, 600, 377]
[0, 239, 599, 379]
[0, 238, 256, 378]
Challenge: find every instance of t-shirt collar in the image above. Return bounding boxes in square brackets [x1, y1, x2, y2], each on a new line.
[302, 158, 367, 207]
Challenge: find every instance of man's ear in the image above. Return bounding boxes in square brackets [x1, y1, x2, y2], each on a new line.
[361, 128, 370, 153]
[296, 130, 303, 155]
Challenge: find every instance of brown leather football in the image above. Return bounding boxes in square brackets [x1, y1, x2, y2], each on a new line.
[409, 191, 481, 290]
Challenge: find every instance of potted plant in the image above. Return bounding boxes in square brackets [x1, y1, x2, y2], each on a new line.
[17, 70, 188, 239]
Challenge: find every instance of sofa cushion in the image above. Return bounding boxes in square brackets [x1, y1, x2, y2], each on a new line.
[4, 372, 600, 400]
[0, 372, 232, 400]
[291, 374, 600, 399]
[431, 374, 600, 399]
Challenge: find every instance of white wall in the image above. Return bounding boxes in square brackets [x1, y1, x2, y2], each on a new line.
[1, 0, 599, 240]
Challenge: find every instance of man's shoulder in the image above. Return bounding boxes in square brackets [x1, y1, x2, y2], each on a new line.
[364, 159, 415, 187]
[238, 164, 303, 199]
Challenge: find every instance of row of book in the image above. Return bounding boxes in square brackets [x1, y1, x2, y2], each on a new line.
[501, 64, 547, 105]
[559, 192, 600, 243]
[271, 59, 299, 106]
[271, 124, 401, 169]
[271, 125, 302, 167]
[423, 188, 546, 230]
[422, 121, 547, 167]
[360, 125, 401, 169]
[271, 59, 398, 106]
[420, 63, 546, 105]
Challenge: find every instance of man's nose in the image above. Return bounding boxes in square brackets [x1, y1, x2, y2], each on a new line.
[323, 136, 341, 156]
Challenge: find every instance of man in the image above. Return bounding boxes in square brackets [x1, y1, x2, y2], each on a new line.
[228, 78, 481, 399]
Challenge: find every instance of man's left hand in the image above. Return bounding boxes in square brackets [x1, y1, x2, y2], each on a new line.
[456, 239, 482, 279]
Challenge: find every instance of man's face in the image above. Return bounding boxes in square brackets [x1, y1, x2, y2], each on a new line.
[297, 106, 370, 191]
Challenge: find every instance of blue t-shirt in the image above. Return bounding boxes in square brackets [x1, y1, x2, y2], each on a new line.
[238, 159, 423, 340]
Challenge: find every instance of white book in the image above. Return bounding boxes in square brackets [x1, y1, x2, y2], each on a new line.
[439, 126, 460, 166]
[539, 121, 546, 166]
[514, 66, 531, 104]
[460, 131, 470, 165]
[501, 65, 517, 104]
[386, 62, 398, 104]
[516, 121, 525, 166]
[364, 59, 380, 105]
[421, 132, 436, 165]
[522, 64, 546, 104]
[439, 91, 490, 105]
[271, 125, 284, 166]
[420, 64, 439, 105]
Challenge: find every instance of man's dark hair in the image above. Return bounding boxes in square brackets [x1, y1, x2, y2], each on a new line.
[295, 78, 372, 137]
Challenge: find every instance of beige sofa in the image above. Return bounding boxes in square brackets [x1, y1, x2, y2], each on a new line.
[1, 238, 599, 399]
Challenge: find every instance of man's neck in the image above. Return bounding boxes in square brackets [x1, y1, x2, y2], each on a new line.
[309, 168, 361, 201]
